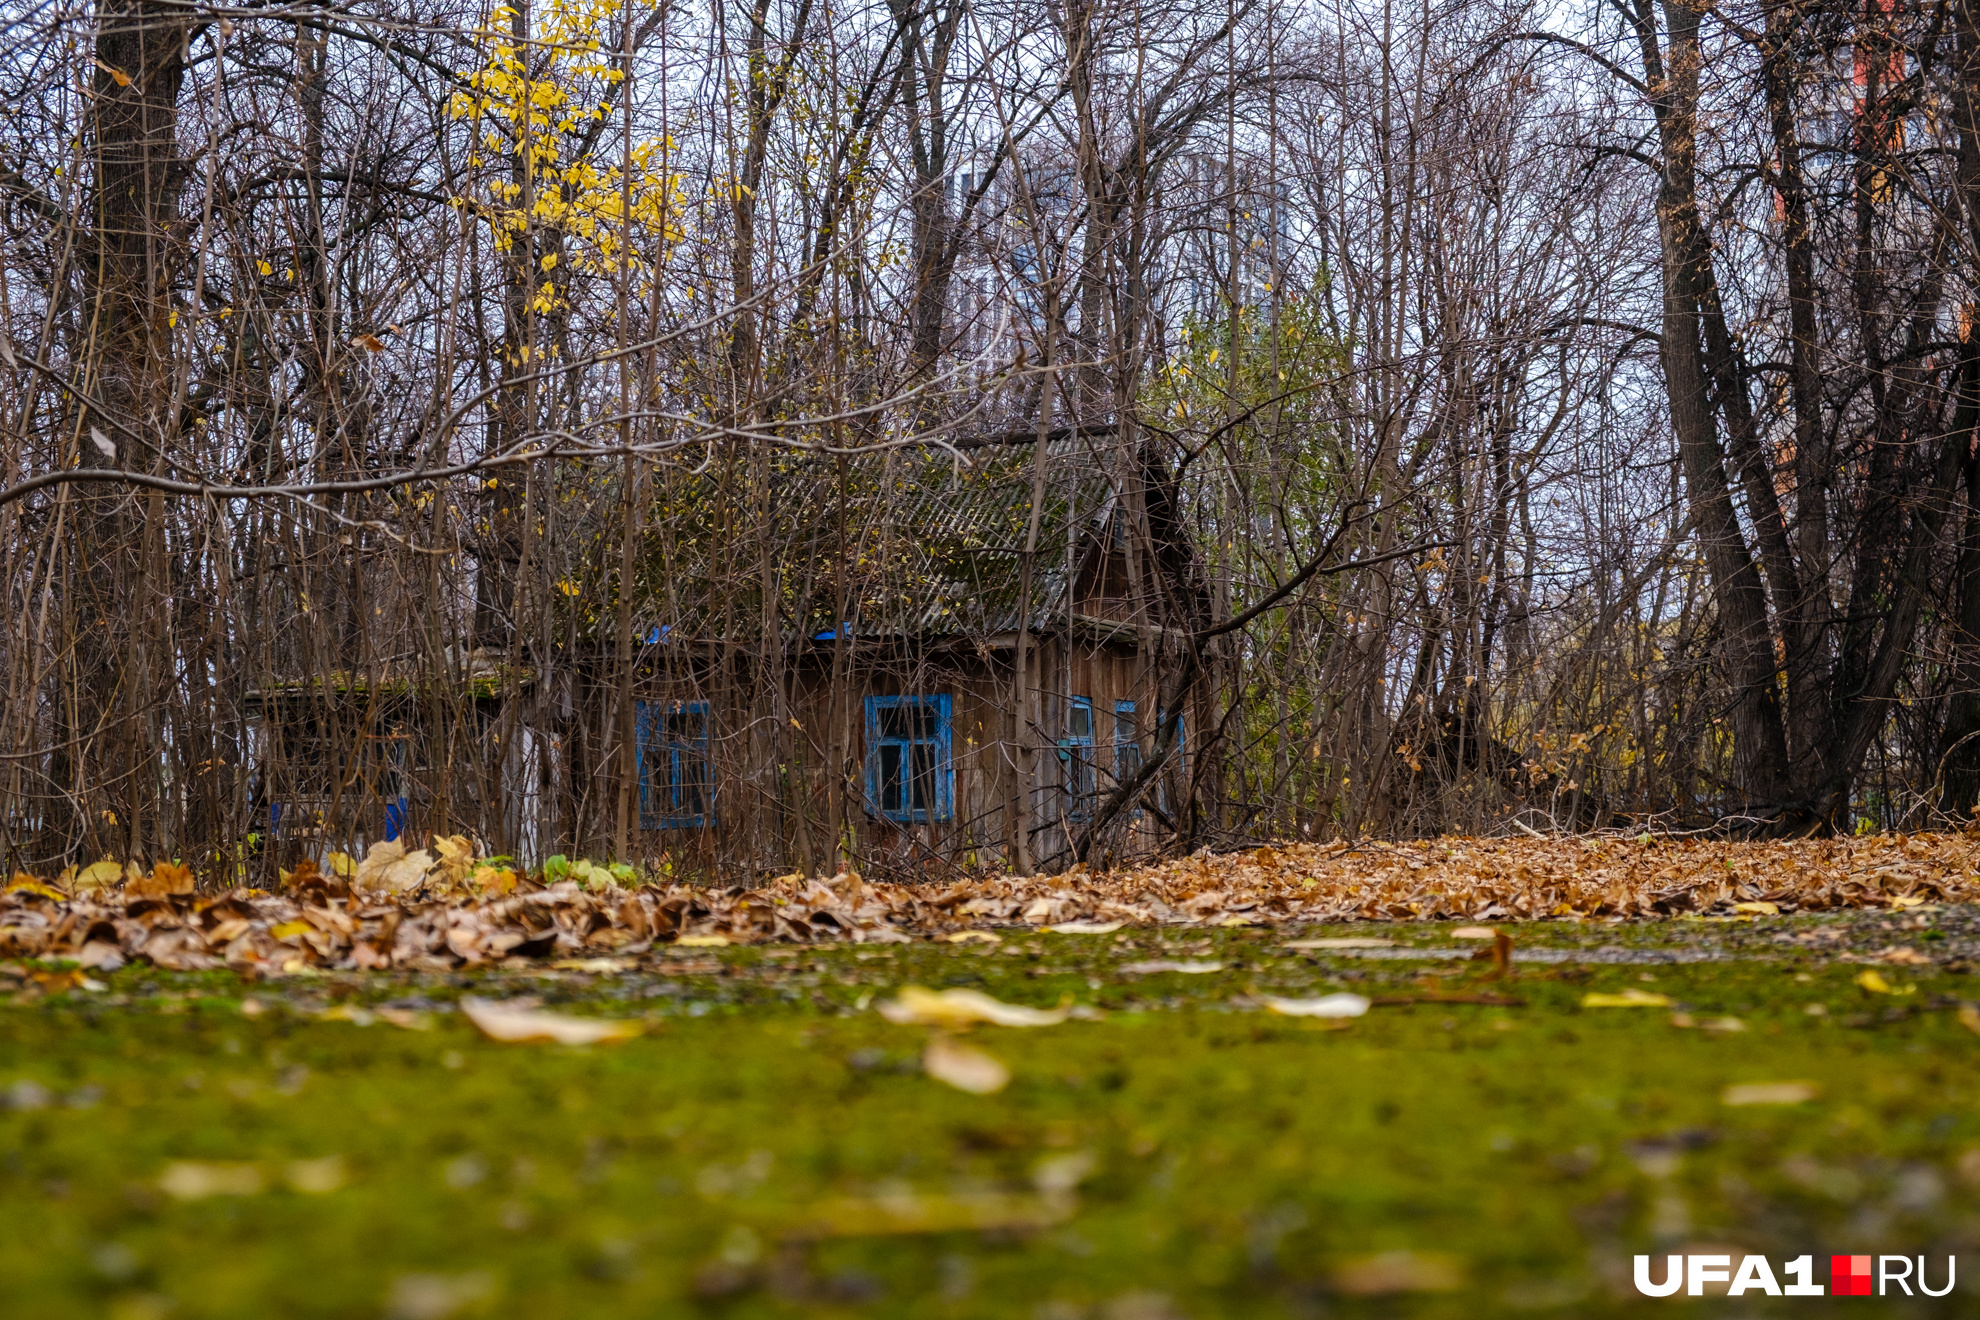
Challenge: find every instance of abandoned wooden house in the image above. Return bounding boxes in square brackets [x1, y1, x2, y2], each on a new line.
[245, 438, 1201, 877]
[625, 439, 1199, 876]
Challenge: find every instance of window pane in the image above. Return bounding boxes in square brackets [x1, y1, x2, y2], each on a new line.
[1117, 741, 1143, 781]
[682, 747, 708, 815]
[880, 743, 905, 813]
[910, 744, 933, 812]
[1068, 703, 1092, 739]
[879, 703, 936, 743]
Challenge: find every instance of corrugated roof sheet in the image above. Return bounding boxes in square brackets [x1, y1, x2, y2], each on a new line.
[638, 435, 1121, 643]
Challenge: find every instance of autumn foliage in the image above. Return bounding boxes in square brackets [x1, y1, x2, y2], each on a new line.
[0, 833, 1971, 975]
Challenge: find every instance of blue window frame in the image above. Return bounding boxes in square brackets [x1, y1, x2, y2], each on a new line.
[636, 700, 712, 829]
[864, 695, 953, 822]
[1058, 696, 1095, 819]
[1157, 706, 1186, 810]
[1113, 700, 1142, 797]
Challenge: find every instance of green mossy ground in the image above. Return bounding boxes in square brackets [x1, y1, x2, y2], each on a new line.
[3, 910, 1978, 1318]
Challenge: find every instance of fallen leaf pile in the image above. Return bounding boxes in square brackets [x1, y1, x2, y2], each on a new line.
[0, 831, 1975, 972]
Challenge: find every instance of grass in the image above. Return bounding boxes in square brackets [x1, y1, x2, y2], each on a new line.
[2, 911, 1977, 1318]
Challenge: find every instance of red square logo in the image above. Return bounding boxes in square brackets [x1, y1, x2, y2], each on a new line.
[1832, 1255, 1873, 1296]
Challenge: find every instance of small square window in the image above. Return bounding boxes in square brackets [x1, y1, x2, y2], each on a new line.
[865, 695, 953, 822]
[637, 701, 712, 829]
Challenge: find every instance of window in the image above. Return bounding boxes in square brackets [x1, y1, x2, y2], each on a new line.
[637, 701, 712, 829]
[1059, 696, 1095, 819]
[865, 695, 953, 822]
[1157, 706, 1186, 811]
[1113, 699, 1142, 784]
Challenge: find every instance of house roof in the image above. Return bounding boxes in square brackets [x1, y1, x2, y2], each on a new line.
[245, 650, 529, 710]
[637, 434, 1127, 644]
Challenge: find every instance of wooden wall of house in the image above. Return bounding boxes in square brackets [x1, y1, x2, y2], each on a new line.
[599, 632, 1192, 880]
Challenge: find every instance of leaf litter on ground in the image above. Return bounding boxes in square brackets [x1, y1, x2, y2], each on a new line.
[2, 832, 1977, 977]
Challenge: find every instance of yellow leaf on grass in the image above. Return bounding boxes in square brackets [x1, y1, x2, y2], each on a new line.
[789, 1189, 1066, 1238]
[676, 934, 730, 947]
[1452, 926, 1498, 940]
[878, 986, 1070, 1028]
[1722, 1080, 1818, 1106]
[551, 958, 634, 973]
[318, 1004, 375, 1025]
[460, 997, 642, 1045]
[939, 931, 1002, 944]
[1582, 989, 1671, 1008]
[1261, 993, 1370, 1018]
[159, 1161, 264, 1199]
[1284, 937, 1395, 950]
[1733, 901, 1779, 915]
[923, 1036, 1009, 1094]
[1856, 969, 1916, 996]
[1959, 1003, 1980, 1036]
[1043, 921, 1123, 934]
[1331, 1250, 1465, 1294]
[284, 1156, 348, 1193]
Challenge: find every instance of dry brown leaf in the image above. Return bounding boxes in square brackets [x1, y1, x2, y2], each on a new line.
[354, 840, 434, 894]
[431, 835, 475, 890]
[129, 862, 195, 898]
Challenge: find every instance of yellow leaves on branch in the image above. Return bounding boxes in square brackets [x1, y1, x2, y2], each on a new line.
[450, 0, 683, 278]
